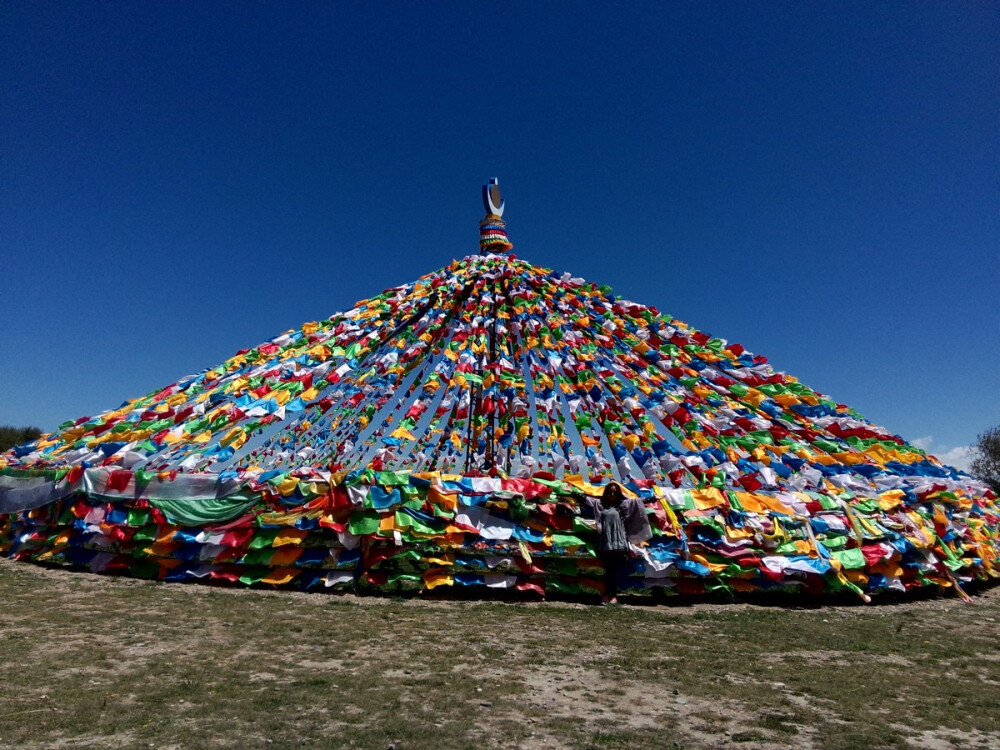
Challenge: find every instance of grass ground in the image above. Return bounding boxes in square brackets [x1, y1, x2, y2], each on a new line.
[0, 559, 997, 750]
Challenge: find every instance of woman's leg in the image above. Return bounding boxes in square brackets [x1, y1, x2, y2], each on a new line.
[603, 552, 619, 602]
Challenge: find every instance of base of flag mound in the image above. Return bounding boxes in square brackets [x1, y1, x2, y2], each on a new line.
[2, 468, 996, 602]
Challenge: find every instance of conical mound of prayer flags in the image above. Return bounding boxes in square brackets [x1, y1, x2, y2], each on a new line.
[2, 182, 997, 601]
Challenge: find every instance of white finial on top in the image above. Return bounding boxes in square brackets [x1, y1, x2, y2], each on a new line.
[483, 177, 504, 218]
[479, 178, 512, 253]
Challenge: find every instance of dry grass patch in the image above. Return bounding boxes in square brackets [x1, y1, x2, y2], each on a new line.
[1, 559, 998, 749]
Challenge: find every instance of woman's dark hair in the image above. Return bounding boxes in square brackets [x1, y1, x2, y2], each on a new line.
[602, 482, 624, 508]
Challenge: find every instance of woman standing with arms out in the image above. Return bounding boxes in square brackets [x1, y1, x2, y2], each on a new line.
[596, 482, 630, 605]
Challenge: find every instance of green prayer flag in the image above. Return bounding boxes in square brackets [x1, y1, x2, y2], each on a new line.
[147, 494, 260, 526]
[832, 548, 865, 570]
[248, 530, 280, 550]
[348, 511, 381, 536]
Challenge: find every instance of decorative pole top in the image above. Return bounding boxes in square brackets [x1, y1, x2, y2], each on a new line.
[483, 177, 505, 218]
[479, 177, 513, 254]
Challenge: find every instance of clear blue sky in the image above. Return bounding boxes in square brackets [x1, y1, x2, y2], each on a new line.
[2, 2, 998, 466]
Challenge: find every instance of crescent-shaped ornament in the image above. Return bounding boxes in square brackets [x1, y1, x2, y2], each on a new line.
[483, 177, 505, 218]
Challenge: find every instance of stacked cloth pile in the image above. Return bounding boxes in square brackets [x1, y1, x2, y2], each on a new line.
[1, 252, 997, 600]
[2, 463, 996, 600]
